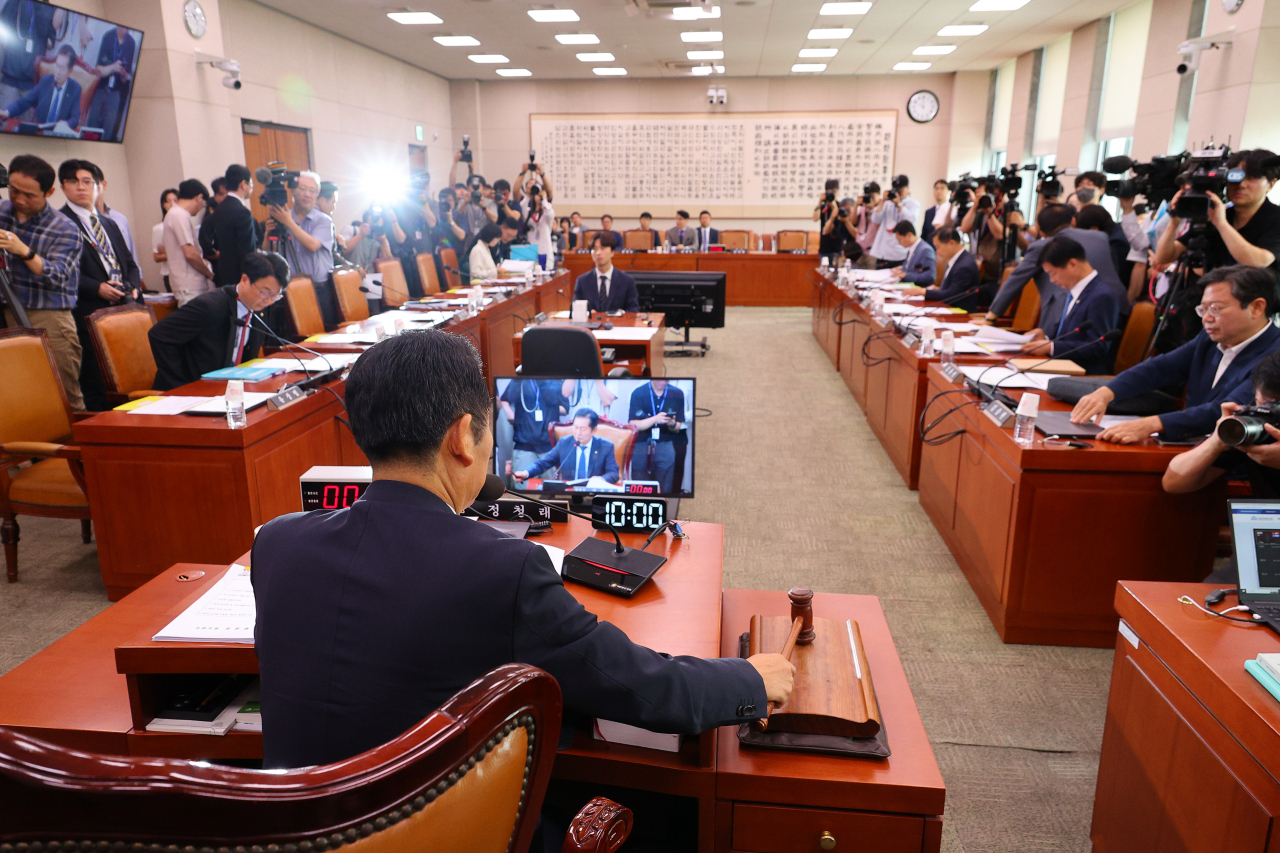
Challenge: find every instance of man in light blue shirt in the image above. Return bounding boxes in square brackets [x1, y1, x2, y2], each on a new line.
[265, 170, 335, 321]
[869, 176, 921, 269]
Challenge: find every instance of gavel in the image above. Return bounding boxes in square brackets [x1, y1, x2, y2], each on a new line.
[756, 587, 814, 731]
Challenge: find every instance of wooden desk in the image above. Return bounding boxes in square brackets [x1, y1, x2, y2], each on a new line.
[1092, 581, 1280, 852]
[513, 313, 666, 377]
[810, 272, 846, 369]
[715, 589, 946, 853]
[73, 373, 366, 600]
[917, 366, 1224, 647]
[562, 251, 817, 306]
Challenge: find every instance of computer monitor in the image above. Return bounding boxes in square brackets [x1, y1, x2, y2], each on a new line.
[494, 376, 696, 499]
[1230, 499, 1280, 597]
[631, 271, 726, 331]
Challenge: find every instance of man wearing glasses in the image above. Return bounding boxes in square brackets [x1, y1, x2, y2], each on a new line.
[1070, 265, 1280, 443]
[148, 250, 290, 390]
[263, 171, 337, 325]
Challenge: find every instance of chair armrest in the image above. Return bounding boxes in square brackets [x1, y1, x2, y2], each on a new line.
[0, 442, 81, 461]
[128, 390, 165, 400]
[562, 797, 633, 853]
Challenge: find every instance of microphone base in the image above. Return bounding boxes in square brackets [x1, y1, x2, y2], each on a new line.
[981, 399, 1015, 427]
[562, 536, 667, 597]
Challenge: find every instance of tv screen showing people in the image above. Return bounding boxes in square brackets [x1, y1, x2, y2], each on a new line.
[0, 1, 143, 143]
[495, 376, 696, 498]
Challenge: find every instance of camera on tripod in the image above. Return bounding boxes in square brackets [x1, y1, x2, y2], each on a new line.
[1036, 165, 1077, 199]
[460, 135, 473, 164]
[1217, 405, 1280, 447]
[1172, 147, 1233, 221]
[998, 162, 1036, 199]
[1102, 151, 1191, 207]
[256, 162, 299, 208]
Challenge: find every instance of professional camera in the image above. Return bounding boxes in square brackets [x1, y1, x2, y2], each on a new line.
[368, 206, 387, 238]
[884, 173, 908, 202]
[256, 162, 299, 208]
[860, 181, 876, 205]
[460, 134, 473, 164]
[467, 174, 484, 205]
[1036, 166, 1076, 199]
[1173, 146, 1233, 221]
[999, 162, 1035, 198]
[1218, 405, 1280, 447]
[528, 149, 537, 167]
[823, 190, 836, 204]
[529, 183, 542, 197]
[950, 173, 979, 220]
[1102, 152, 1189, 207]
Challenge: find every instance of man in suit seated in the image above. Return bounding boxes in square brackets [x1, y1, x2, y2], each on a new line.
[665, 209, 697, 249]
[1072, 265, 1280, 442]
[696, 210, 719, 251]
[573, 232, 640, 313]
[147, 250, 290, 390]
[250, 329, 794, 770]
[889, 221, 936, 287]
[598, 214, 624, 249]
[512, 408, 620, 484]
[903, 225, 980, 312]
[1018, 236, 1121, 375]
[0, 45, 81, 129]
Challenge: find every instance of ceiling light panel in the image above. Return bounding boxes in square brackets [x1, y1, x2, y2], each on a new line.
[468, 54, 509, 63]
[807, 27, 852, 39]
[968, 0, 1029, 9]
[672, 5, 720, 18]
[938, 24, 988, 35]
[893, 61, 931, 70]
[799, 48, 838, 57]
[680, 31, 724, 42]
[527, 9, 580, 22]
[593, 67, 627, 75]
[577, 52, 615, 61]
[792, 63, 827, 72]
[433, 35, 480, 46]
[819, 2, 871, 13]
[913, 45, 956, 54]
[687, 49, 724, 59]
[555, 33, 600, 44]
[497, 68, 532, 76]
[692, 65, 714, 75]
[386, 11, 442, 24]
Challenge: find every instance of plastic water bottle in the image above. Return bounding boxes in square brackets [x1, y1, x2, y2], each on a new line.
[1014, 392, 1039, 448]
[919, 326, 935, 356]
[940, 330, 956, 367]
[225, 380, 247, 430]
[820, 255, 830, 271]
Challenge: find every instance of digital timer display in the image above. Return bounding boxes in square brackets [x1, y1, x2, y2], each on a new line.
[301, 481, 369, 511]
[591, 496, 666, 533]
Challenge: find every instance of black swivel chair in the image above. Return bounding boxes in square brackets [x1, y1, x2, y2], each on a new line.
[520, 326, 631, 378]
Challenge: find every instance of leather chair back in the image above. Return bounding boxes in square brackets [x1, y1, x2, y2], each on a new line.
[284, 277, 325, 337]
[377, 259, 410, 309]
[521, 326, 603, 378]
[0, 329, 72, 446]
[34, 57, 99, 128]
[581, 231, 599, 251]
[86, 304, 158, 398]
[776, 231, 808, 252]
[624, 230, 653, 251]
[1009, 285, 1041, 332]
[0, 665, 561, 853]
[334, 267, 371, 322]
[551, 418, 638, 474]
[761, 233, 773, 252]
[1113, 301, 1156, 374]
[719, 230, 750, 250]
[416, 251, 442, 296]
[807, 231, 821, 253]
[440, 248, 462, 290]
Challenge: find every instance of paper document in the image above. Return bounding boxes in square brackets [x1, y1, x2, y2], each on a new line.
[126, 396, 211, 416]
[592, 326, 658, 341]
[153, 564, 256, 643]
[853, 269, 897, 283]
[958, 365, 1065, 390]
[881, 303, 960, 316]
[971, 326, 1034, 344]
[254, 354, 358, 373]
[902, 319, 981, 333]
[540, 544, 566, 576]
[319, 332, 378, 344]
[183, 392, 275, 415]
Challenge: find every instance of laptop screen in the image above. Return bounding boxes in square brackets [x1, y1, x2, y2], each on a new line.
[1229, 500, 1280, 593]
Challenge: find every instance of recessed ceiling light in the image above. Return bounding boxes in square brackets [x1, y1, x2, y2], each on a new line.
[893, 61, 931, 70]
[819, 2, 871, 13]
[715, 64, 725, 72]
[681, 30, 723, 42]
[792, 63, 827, 72]
[497, 68, 533, 76]
[687, 49, 724, 59]
[555, 33, 600, 44]
[692, 65, 714, 75]
[672, 4, 720, 18]
[913, 45, 955, 54]
[807, 27, 852, 39]
[968, 0, 1028, 9]
[799, 48, 838, 58]
[468, 54, 510, 63]
[386, 11, 442, 24]
[434, 35, 480, 46]
[528, 9, 580, 22]
[593, 67, 627, 75]
[577, 52, 615, 61]
[938, 24, 988, 35]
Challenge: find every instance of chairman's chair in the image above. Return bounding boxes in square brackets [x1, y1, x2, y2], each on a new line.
[624, 230, 654, 251]
[776, 231, 808, 252]
[334, 267, 371, 323]
[417, 250, 442, 296]
[1112, 301, 1156, 375]
[0, 664, 634, 853]
[284, 276, 326, 337]
[1009, 285, 1040, 332]
[760, 233, 774, 252]
[376, 258, 411, 309]
[440, 247, 463, 290]
[85, 303, 162, 404]
[719, 230, 750, 250]
[520, 327, 631, 379]
[0, 328, 92, 583]
[551, 418, 638, 480]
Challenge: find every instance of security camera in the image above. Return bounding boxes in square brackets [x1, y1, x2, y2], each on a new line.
[1177, 28, 1235, 75]
[707, 85, 716, 105]
[222, 73, 242, 89]
[716, 87, 727, 105]
[213, 58, 240, 74]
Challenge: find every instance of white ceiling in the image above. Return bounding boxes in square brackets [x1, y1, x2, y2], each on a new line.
[252, 0, 1141, 79]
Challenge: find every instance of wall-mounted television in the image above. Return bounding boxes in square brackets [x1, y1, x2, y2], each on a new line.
[0, 1, 143, 143]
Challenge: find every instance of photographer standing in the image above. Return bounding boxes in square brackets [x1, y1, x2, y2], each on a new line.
[514, 163, 555, 266]
[853, 183, 880, 265]
[869, 175, 920, 269]
[263, 170, 336, 323]
[344, 210, 392, 275]
[813, 179, 841, 265]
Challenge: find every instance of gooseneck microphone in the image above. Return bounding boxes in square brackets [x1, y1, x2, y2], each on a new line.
[236, 311, 337, 383]
[972, 320, 1096, 396]
[989, 327, 1123, 396]
[479, 473, 624, 554]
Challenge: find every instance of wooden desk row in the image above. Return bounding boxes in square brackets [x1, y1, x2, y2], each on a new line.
[561, 251, 819, 307]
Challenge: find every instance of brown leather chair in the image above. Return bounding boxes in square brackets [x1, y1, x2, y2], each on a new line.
[0, 664, 634, 853]
[416, 251, 442, 296]
[551, 417, 639, 476]
[85, 303, 162, 404]
[776, 231, 808, 252]
[0, 328, 91, 584]
[334, 267, 371, 322]
[1009, 286, 1041, 333]
[760, 233, 773, 252]
[284, 276, 326, 337]
[581, 230, 599, 251]
[719, 230, 750, 250]
[376, 259, 411, 309]
[806, 231, 821, 253]
[440, 248, 462, 290]
[623, 230, 654, 251]
[1112, 301, 1156, 374]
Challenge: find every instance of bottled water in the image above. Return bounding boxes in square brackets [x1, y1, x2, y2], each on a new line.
[919, 326, 935, 356]
[225, 380, 247, 430]
[1013, 393, 1039, 447]
[940, 330, 956, 366]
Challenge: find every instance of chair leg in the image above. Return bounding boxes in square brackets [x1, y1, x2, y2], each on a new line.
[1, 514, 18, 583]
[81, 518, 92, 544]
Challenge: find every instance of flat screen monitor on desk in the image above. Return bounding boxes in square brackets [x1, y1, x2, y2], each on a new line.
[630, 271, 726, 331]
[494, 376, 695, 500]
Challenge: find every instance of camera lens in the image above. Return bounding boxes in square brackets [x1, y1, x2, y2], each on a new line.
[1218, 416, 1273, 447]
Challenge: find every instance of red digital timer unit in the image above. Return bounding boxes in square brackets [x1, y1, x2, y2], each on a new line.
[300, 466, 372, 512]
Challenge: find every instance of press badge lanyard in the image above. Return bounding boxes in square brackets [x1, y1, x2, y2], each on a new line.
[19, 0, 34, 53]
[520, 380, 544, 422]
[649, 385, 668, 441]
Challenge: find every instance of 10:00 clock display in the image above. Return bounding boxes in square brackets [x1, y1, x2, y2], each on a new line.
[591, 497, 667, 533]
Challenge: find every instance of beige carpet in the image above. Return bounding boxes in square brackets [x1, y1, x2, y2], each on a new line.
[0, 306, 1113, 852]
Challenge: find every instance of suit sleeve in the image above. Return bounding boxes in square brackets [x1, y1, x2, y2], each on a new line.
[1053, 291, 1120, 370]
[623, 278, 640, 312]
[199, 214, 217, 260]
[1105, 338, 1198, 403]
[236, 206, 258, 266]
[601, 444, 619, 483]
[67, 82, 79, 127]
[525, 443, 562, 479]
[990, 245, 1040, 316]
[926, 259, 976, 302]
[148, 298, 211, 390]
[901, 246, 935, 285]
[1160, 374, 1254, 439]
[6, 82, 40, 117]
[513, 546, 767, 734]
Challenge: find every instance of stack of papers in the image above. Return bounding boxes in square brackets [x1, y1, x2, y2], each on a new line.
[852, 269, 898, 284]
[881, 303, 962, 316]
[901, 319, 981, 333]
[153, 564, 256, 643]
[317, 331, 377, 344]
[145, 677, 258, 736]
[958, 365, 1064, 391]
[969, 326, 1035, 353]
[592, 326, 658, 341]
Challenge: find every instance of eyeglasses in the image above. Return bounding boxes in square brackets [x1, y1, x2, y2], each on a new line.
[254, 285, 283, 304]
[64, 178, 95, 188]
[1195, 302, 1232, 318]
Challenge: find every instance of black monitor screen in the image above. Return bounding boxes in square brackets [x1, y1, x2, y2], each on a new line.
[0, 4, 143, 143]
[495, 376, 695, 498]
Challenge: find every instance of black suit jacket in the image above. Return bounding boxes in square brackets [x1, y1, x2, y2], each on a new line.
[207, 196, 260, 286]
[251, 480, 766, 768]
[61, 205, 141, 319]
[926, 250, 981, 312]
[147, 285, 263, 390]
[920, 205, 940, 245]
[573, 268, 640, 313]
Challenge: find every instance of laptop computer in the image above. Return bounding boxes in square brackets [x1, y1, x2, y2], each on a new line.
[1228, 499, 1280, 631]
[1034, 410, 1105, 439]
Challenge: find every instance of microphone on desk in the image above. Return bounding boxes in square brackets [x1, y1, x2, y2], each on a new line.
[359, 282, 416, 304]
[892, 287, 982, 332]
[237, 313, 339, 388]
[971, 321, 1096, 399]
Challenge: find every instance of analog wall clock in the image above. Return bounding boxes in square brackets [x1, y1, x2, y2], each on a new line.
[907, 89, 940, 123]
[184, 0, 207, 38]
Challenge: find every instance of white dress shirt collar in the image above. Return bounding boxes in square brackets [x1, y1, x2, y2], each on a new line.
[1214, 322, 1272, 387]
[943, 251, 961, 279]
[1065, 270, 1098, 305]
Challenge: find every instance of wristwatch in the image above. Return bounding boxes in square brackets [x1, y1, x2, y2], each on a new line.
[22, 245, 36, 261]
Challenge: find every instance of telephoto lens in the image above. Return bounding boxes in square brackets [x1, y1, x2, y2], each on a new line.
[1217, 408, 1279, 447]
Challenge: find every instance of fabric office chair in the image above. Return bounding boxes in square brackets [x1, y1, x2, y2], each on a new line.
[377, 258, 411, 309]
[1009, 286, 1041, 332]
[719, 230, 750, 250]
[623, 230, 653, 251]
[417, 250, 442, 295]
[1112, 301, 1156, 375]
[284, 276, 326, 337]
[334, 267, 371, 323]
[521, 327, 631, 379]
[551, 418, 638, 478]
[440, 248, 462, 290]
[86, 304, 162, 404]
[776, 231, 808, 252]
[0, 328, 91, 584]
[0, 664, 634, 853]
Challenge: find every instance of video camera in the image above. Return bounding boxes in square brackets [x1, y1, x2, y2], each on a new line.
[255, 162, 299, 208]
[998, 162, 1036, 199]
[368, 206, 387, 238]
[1217, 404, 1280, 447]
[460, 135, 473, 164]
[1036, 166, 1077, 199]
[1102, 151, 1192, 208]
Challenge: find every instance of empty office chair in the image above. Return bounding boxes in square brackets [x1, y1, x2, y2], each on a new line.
[377, 258, 411, 309]
[776, 231, 808, 252]
[1009, 286, 1041, 332]
[334, 267, 371, 322]
[719, 230, 750, 250]
[624, 230, 654, 251]
[417, 250, 442, 296]
[86, 303, 162, 404]
[284, 276, 326, 337]
[440, 247, 462, 290]
[761, 233, 774, 252]
[552, 418, 639, 480]
[0, 328, 92, 583]
[806, 231, 821, 253]
[1112, 301, 1155, 375]
[521, 327, 630, 379]
[0, 663, 634, 853]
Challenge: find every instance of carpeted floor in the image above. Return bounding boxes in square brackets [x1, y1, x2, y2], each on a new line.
[0, 306, 1112, 852]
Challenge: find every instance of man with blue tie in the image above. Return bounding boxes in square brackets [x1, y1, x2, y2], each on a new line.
[696, 210, 720, 251]
[904, 226, 980, 312]
[665, 210, 697, 249]
[1019, 235, 1121, 375]
[513, 408, 620, 484]
[889, 221, 936, 287]
[0, 45, 80, 128]
[572, 232, 640, 313]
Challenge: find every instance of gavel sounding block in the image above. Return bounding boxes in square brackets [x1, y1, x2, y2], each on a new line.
[749, 614, 882, 738]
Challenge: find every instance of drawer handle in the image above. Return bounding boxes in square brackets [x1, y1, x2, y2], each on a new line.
[819, 831, 836, 850]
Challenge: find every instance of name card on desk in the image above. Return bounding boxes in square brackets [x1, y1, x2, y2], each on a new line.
[152, 564, 255, 644]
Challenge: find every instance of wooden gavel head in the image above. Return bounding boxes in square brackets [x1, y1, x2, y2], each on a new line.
[788, 586, 816, 645]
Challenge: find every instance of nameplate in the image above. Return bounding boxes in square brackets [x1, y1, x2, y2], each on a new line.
[981, 400, 1015, 427]
[901, 332, 919, 350]
[468, 497, 569, 523]
[266, 385, 308, 411]
[941, 363, 963, 383]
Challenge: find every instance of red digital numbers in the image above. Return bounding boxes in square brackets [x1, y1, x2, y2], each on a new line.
[321, 484, 363, 509]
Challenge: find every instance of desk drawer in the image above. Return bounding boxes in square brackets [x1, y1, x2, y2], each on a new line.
[732, 803, 924, 853]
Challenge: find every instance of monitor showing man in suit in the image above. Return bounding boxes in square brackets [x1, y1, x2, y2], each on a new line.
[512, 408, 620, 485]
[0, 45, 80, 129]
[573, 232, 640, 313]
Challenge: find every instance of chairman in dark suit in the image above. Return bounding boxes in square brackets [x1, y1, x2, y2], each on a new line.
[573, 232, 640, 312]
[512, 409, 620, 484]
[696, 210, 719, 251]
[1071, 265, 1280, 442]
[58, 159, 141, 410]
[905, 225, 980, 312]
[0, 46, 80, 127]
[250, 329, 794, 769]
[1019, 236, 1121, 375]
[148, 251, 289, 390]
[207, 164, 261, 286]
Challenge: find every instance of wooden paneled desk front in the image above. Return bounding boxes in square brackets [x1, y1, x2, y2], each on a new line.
[562, 251, 817, 306]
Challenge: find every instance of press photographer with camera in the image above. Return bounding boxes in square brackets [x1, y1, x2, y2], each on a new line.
[959, 176, 1016, 277]
[869, 174, 919, 268]
[262, 170, 336, 323]
[1152, 149, 1280, 274]
[813, 178, 842, 264]
[452, 174, 494, 242]
[513, 159, 555, 265]
[852, 183, 881, 263]
[343, 209, 392, 275]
